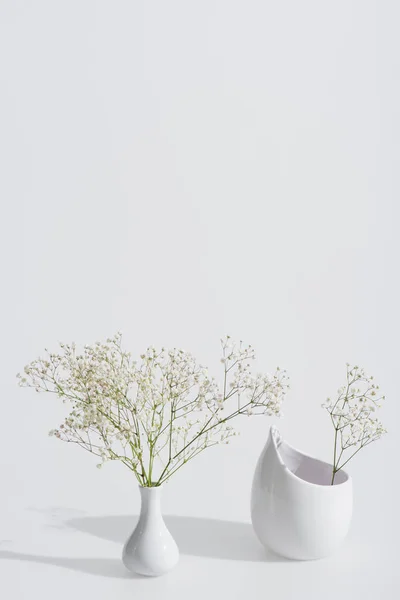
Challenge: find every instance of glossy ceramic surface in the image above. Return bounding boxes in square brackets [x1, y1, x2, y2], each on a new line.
[122, 486, 179, 576]
[251, 426, 353, 560]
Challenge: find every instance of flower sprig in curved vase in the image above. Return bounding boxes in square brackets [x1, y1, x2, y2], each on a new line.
[323, 363, 387, 485]
[18, 333, 289, 576]
[251, 363, 387, 561]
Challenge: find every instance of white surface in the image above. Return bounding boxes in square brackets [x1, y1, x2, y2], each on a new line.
[251, 426, 353, 560]
[0, 1, 399, 598]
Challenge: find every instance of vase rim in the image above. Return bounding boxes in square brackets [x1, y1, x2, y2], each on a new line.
[138, 484, 164, 490]
[270, 426, 352, 489]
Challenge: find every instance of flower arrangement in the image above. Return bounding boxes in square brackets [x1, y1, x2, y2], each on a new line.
[323, 364, 387, 484]
[17, 333, 289, 487]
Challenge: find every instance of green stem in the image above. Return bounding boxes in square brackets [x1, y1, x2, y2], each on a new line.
[330, 373, 351, 485]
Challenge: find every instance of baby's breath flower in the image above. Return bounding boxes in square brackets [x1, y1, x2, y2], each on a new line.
[17, 334, 289, 487]
[324, 364, 387, 484]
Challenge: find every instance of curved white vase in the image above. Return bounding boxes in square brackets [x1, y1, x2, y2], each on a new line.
[251, 426, 353, 560]
[122, 486, 179, 576]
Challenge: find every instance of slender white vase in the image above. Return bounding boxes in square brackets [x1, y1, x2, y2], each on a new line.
[251, 426, 353, 560]
[122, 486, 179, 576]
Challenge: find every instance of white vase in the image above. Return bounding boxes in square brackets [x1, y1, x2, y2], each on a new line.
[122, 485, 179, 576]
[251, 426, 353, 560]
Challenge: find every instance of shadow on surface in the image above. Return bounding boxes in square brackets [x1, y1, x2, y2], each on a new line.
[67, 514, 286, 563]
[0, 550, 141, 579]
[0, 514, 287, 578]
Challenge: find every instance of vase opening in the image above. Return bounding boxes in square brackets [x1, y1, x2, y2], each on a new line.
[275, 436, 349, 486]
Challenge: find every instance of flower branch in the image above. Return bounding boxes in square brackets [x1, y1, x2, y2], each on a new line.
[18, 333, 289, 487]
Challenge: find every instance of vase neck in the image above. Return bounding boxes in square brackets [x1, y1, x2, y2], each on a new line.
[139, 486, 162, 518]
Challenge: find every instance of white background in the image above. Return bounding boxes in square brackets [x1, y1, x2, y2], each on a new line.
[0, 1, 399, 598]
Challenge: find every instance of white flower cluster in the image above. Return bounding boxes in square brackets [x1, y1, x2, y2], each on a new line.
[221, 336, 288, 418]
[17, 333, 289, 487]
[323, 364, 387, 483]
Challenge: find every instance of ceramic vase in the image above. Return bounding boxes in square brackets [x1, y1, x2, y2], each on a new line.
[122, 485, 179, 576]
[251, 426, 353, 560]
